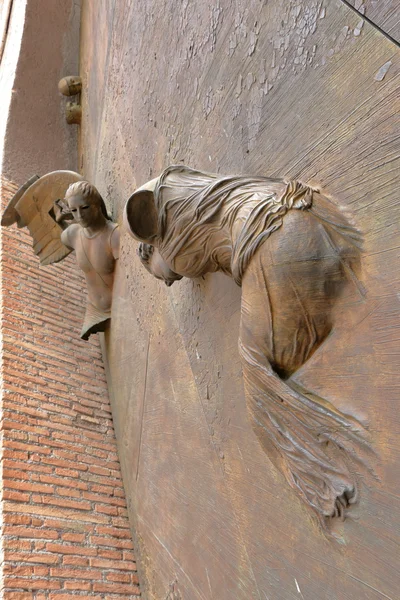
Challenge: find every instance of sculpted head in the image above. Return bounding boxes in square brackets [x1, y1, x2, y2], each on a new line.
[123, 187, 159, 244]
[138, 243, 182, 286]
[65, 181, 110, 228]
[124, 185, 182, 286]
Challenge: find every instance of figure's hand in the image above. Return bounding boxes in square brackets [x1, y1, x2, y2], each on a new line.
[53, 199, 73, 229]
[138, 243, 183, 286]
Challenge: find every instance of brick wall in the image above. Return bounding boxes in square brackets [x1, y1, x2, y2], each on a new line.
[0, 177, 141, 599]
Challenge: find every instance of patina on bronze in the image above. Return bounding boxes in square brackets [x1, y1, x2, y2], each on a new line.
[124, 164, 374, 533]
[2, 172, 119, 340]
[61, 181, 119, 339]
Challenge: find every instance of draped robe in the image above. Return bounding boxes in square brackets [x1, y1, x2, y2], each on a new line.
[146, 165, 373, 528]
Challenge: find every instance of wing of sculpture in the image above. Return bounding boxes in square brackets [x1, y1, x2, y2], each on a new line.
[1, 170, 83, 265]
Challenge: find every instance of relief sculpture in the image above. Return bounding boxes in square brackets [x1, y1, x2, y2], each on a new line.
[124, 164, 374, 532]
[2, 171, 119, 340]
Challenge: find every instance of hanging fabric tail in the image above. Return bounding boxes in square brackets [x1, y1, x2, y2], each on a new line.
[239, 337, 374, 528]
[238, 208, 375, 530]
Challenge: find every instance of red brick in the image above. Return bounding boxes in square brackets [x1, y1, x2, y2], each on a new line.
[3, 578, 61, 590]
[90, 558, 137, 571]
[4, 480, 54, 494]
[39, 474, 87, 490]
[54, 467, 81, 478]
[106, 572, 131, 583]
[4, 552, 59, 565]
[89, 465, 110, 476]
[52, 448, 78, 461]
[93, 582, 141, 594]
[3, 440, 52, 454]
[3, 526, 59, 540]
[61, 532, 85, 543]
[50, 567, 103, 580]
[97, 526, 132, 538]
[49, 595, 102, 600]
[4, 539, 32, 551]
[49, 431, 76, 443]
[31, 495, 91, 511]
[43, 519, 94, 533]
[1, 414, 50, 435]
[45, 543, 97, 557]
[1, 448, 29, 461]
[33, 566, 50, 576]
[3, 565, 34, 576]
[95, 504, 118, 516]
[123, 550, 136, 561]
[38, 457, 88, 471]
[112, 517, 132, 528]
[34, 541, 47, 551]
[2, 489, 30, 503]
[62, 555, 90, 566]
[56, 486, 81, 498]
[63, 581, 91, 591]
[98, 548, 122, 560]
[2, 458, 53, 474]
[4, 514, 32, 525]
[90, 536, 134, 549]
[90, 483, 114, 495]
[82, 491, 126, 506]
[0, 176, 141, 597]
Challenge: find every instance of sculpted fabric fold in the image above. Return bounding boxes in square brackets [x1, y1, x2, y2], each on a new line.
[154, 166, 315, 284]
[134, 165, 373, 530]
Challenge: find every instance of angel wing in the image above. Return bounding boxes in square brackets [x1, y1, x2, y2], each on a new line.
[1, 170, 83, 266]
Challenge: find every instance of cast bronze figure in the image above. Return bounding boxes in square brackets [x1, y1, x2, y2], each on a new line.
[2, 171, 119, 340]
[124, 164, 374, 532]
[59, 181, 119, 339]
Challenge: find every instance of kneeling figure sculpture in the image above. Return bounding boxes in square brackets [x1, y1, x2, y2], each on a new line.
[124, 165, 374, 532]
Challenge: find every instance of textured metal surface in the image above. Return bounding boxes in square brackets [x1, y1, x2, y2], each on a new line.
[80, 0, 400, 598]
[344, 0, 400, 43]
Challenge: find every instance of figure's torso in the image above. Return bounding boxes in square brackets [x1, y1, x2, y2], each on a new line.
[65, 222, 118, 311]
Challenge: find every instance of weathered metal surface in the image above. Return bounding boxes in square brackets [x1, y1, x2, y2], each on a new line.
[345, 0, 400, 43]
[80, 0, 400, 598]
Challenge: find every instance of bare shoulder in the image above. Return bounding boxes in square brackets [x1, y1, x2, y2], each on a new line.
[61, 223, 80, 249]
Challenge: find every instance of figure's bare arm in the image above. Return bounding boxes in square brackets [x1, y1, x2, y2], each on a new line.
[110, 225, 120, 260]
[61, 224, 79, 250]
